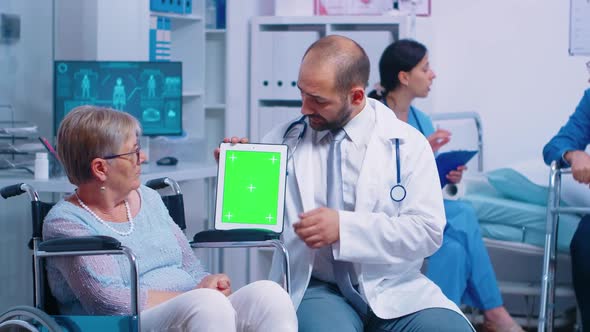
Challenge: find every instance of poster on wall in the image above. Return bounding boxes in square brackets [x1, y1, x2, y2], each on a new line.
[397, 0, 431, 17]
[314, 0, 393, 15]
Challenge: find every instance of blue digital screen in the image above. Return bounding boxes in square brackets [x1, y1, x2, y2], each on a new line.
[54, 61, 183, 136]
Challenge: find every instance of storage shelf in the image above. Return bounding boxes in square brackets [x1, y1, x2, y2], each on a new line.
[182, 90, 204, 98]
[0, 162, 217, 193]
[150, 11, 202, 21]
[205, 103, 225, 109]
[250, 15, 410, 141]
[206, 29, 226, 34]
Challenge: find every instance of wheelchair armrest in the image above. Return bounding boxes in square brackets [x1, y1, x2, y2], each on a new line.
[193, 229, 280, 243]
[38, 236, 121, 252]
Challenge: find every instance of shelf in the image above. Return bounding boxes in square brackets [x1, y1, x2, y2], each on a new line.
[150, 11, 203, 21]
[259, 100, 302, 107]
[205, 104, 225, 110]
[250, 16, 410, 141]
[182, 90, 204, 98]
[206, 29, 226, 34]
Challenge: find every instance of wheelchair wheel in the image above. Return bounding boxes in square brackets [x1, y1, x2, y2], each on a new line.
[0, 305, 61, 332]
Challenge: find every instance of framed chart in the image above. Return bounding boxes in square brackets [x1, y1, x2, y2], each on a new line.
[569, 0, 590, 55]
[397, 0, 431, 17]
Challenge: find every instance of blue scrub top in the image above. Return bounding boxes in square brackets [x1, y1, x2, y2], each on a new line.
[408, 106, 436, 138]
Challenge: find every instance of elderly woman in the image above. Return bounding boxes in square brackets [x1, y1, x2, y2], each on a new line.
[43, 105, 297, 331]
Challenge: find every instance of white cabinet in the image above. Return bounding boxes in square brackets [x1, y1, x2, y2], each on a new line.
[150, 4, 226, 164]
[264, 30, 318, 100]
[249, 15, 410, 282]
[249, 15, 410, 142]
[204, 28, 226, 164]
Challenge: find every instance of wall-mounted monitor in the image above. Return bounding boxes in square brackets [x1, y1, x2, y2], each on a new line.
[54, 61, 183, 136]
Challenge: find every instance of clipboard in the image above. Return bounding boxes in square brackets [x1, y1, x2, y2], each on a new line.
[435, 150, 478, 188]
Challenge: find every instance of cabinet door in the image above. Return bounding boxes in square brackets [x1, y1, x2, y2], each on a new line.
[334, 30, 394, 90]
[257, 106, 302, 140]
[271, 31, 319, 100]
[255, 31, 276, 100]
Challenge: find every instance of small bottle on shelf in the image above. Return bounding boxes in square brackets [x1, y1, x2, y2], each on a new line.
[34, 152, 49, 180]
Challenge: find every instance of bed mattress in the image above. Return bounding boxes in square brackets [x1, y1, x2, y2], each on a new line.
[464, 193, 580, 253]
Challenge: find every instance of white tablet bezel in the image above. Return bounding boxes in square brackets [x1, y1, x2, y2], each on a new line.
[214, 142, 288, 232]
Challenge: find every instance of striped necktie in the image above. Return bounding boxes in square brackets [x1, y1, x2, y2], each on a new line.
[327, 128, 368, 315]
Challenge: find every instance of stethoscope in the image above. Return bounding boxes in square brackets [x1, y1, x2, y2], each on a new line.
[281, 115, 407, 202]
[282, 115, 308, 167]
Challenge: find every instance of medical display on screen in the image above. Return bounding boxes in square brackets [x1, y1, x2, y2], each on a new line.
[54, 61, 182, 136]
[221, 150, 282, 226]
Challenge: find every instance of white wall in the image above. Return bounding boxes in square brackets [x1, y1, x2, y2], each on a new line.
[225, 0, 275, 137]
[0, 1, 53, 136]
[227, 1, 590, 170]
[55, 0, 148, 61]
[418, 0, 590, 170]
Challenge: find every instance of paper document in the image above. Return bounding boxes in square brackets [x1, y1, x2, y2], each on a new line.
[435, 150, 478, 188]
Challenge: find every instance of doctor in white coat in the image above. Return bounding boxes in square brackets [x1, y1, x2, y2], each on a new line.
[218, 35, 473, 332]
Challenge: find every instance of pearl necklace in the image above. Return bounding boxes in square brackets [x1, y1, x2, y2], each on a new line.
[75, 191, 135, 236]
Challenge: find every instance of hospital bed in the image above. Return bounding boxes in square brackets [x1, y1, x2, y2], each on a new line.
[430, 112, 579, 329]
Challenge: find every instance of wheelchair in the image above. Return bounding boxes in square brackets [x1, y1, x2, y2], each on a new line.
[0, 177, 290, 332]
[538, 161, 588, 332]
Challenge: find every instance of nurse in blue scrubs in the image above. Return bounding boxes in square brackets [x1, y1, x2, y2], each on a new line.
[368, 39, 523, 332]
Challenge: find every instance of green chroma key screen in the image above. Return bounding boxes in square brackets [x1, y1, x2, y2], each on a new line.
[221, 150, 281, 225]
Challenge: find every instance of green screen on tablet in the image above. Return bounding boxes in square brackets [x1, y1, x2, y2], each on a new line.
[214, 143, 288, 232]
[221, 150, 281, 225]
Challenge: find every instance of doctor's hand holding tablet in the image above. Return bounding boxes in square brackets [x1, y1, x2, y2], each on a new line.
[213, 136, 341, 249]
[213, 136, 249, 162]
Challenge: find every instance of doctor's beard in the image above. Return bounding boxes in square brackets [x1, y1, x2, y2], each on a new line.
[309, 103, 354, 132]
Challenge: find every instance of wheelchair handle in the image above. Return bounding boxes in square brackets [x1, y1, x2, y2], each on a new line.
[145, 177, 181, 195]
[1, 183, 39, 201]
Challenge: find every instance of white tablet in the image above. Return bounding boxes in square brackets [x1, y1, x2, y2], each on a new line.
[214, 143, 288, 233]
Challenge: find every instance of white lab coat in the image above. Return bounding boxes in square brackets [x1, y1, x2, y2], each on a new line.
[264, 98, 464, 320]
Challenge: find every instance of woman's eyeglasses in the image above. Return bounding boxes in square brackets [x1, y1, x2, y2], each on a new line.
[102, 147, 141, 164]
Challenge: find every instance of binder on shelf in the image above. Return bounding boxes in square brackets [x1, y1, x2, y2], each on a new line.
[166, 0, 175, 13]
[216, 0, 226, 29]
[184, 0, 192, 14]
[150, 0, 166, 12]
[150, 16, 171, 61]
[149, 16, 157, 60]
[172, 0, 183, 14]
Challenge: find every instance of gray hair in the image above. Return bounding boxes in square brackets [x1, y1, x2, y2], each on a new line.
[56, 105, 141, 185]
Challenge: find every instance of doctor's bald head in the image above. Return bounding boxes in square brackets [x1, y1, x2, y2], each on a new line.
[301, 35, 370, 95]
[298, 35, 368, 131]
